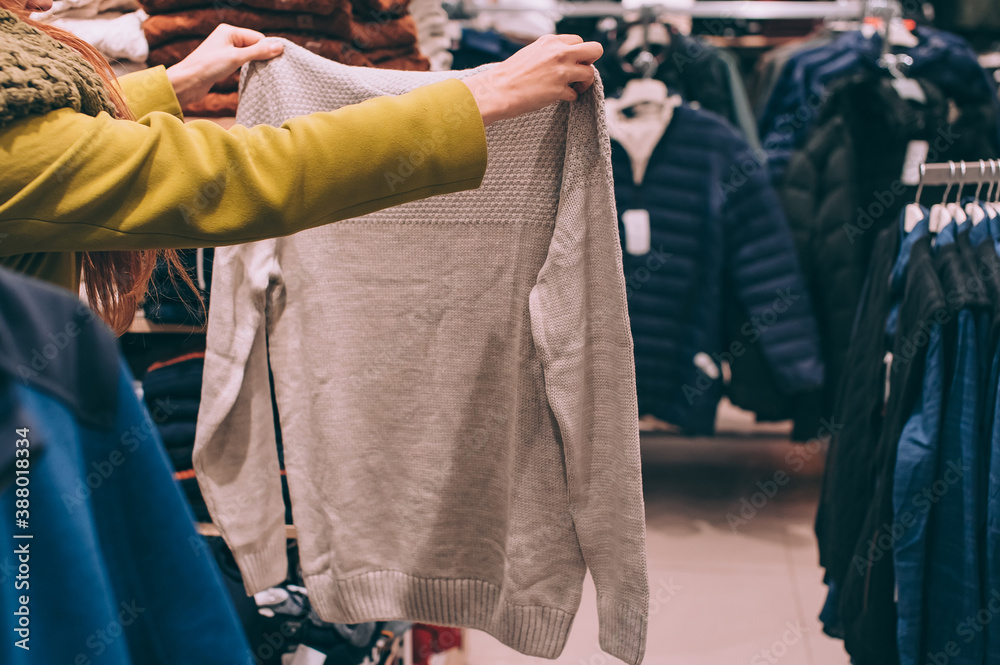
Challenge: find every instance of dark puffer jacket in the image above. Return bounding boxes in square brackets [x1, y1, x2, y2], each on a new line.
[771, 74, 999, 435]
[758, 26, 999, 183]
[612, 105, 824, 434]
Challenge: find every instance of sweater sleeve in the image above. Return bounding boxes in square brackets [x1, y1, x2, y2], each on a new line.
[193, 238, 289, 595]
[527, 87, 649, 665]
[0, 78, 486, 256]
[723, 144, 824, 394]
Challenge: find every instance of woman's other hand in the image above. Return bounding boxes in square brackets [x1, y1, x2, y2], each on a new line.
[166, 25, 284, 107]
[464, 34, 604, 127]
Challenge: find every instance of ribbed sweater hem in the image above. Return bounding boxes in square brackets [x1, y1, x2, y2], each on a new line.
[598, 595, 648, 665]
[305, 569, 575, 659]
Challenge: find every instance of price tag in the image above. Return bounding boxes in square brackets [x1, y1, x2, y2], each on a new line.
[622, 209, 651, 256]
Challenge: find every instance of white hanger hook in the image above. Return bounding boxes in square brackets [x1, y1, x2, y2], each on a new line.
[941, 160, 956, 203]
[915, 163, 926, 206]
[955, 160, 967, 203]
[975, 160, 987, 201]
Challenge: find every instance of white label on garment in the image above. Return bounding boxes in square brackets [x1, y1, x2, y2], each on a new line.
[289, 645, 327, 665]
[622, 209, 652, 255]
[900, 141, 929, 185]
[694, 352, 720, 380]
[892, 78, 926, 104]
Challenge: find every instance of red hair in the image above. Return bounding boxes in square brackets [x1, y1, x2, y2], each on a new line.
[3, 0, 198, 335]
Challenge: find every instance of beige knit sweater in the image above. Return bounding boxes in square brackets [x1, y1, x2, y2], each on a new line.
[194, 41, 648, 665]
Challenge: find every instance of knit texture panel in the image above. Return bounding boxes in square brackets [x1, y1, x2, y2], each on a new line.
[0, 9, 117, 127]
[196, 40, 648, 665]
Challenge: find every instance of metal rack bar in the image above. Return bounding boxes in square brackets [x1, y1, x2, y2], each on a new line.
[918, 160, 1000, 187]
[453, 0, 876, 19]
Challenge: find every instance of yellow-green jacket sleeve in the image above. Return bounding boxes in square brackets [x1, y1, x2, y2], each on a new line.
[118, 65, 184, 119]
[0, 78, 486, 256]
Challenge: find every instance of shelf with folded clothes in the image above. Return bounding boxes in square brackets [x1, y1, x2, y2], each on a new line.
[140, 351, 212, 523]
[136, 0, 432, 116]
[30, 0, 151, 68]
[139, 348, 296, 528]
[129, 309, 206, 334]
[129, 245, 213, 334]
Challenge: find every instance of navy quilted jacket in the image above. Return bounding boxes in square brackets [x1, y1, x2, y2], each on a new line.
[613, 105, 824, 434]
[759, 27, 998, 183]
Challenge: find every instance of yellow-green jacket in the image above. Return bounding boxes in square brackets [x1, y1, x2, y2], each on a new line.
[0, 66, 487, 290]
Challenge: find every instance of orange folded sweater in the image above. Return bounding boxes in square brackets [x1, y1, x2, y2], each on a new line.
[149, 34, 425, 69]
[143, 7, 419, 50]
[140, 0, 411, 17]
[141, 0, 352, 16]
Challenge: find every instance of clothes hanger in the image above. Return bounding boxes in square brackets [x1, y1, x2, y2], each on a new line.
[967, 159, 988, 226]
[615, 10, 672, 113]
[905, 163, 927, 232]
[868, 0, 924, 102]
[946, 160, 968, 226]
[605, 10, 680, 189]
[616, 18, 669, 66]
[864, 0, 918, 47]
[981, 160, 997, 220]
[989, 161, 998, 217]
[616, 77, 672, 111]
[985, 160, 998, 219]
[928, 160, 955, 234]
[985, 159, 1000, 219]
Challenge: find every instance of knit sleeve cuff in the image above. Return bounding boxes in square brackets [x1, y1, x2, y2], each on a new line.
[118, 65, 183, 120]
[597, 596, 648, 665]
[230, 524, 289, 595]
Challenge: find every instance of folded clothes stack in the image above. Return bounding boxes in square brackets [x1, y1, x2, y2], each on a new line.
[141, 351, 295, 525]
[142, 247, 212, 327]
[142, 352, 209, 521]
[32, 0, 150, 64]
[138, 0, 428, 116]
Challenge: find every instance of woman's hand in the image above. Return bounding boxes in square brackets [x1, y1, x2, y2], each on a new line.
[464, 34, 604, 127]
[166, 25, 284, 107]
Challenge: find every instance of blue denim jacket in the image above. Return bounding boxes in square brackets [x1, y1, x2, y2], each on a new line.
[984, 208, 1000, 664]
[891, 210, 941, 665]
[921, 220, 984, 665]
[0, 361, 253, 665]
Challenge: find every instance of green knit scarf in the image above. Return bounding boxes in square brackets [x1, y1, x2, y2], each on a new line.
[0, 8, 118, 127]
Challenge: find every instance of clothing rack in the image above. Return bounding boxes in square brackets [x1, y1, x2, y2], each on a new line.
[448, 0, 896, 20]
[917, 160, 1000, 187]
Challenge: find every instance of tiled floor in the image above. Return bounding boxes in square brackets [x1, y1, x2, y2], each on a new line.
[465, 402, 852, 665]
